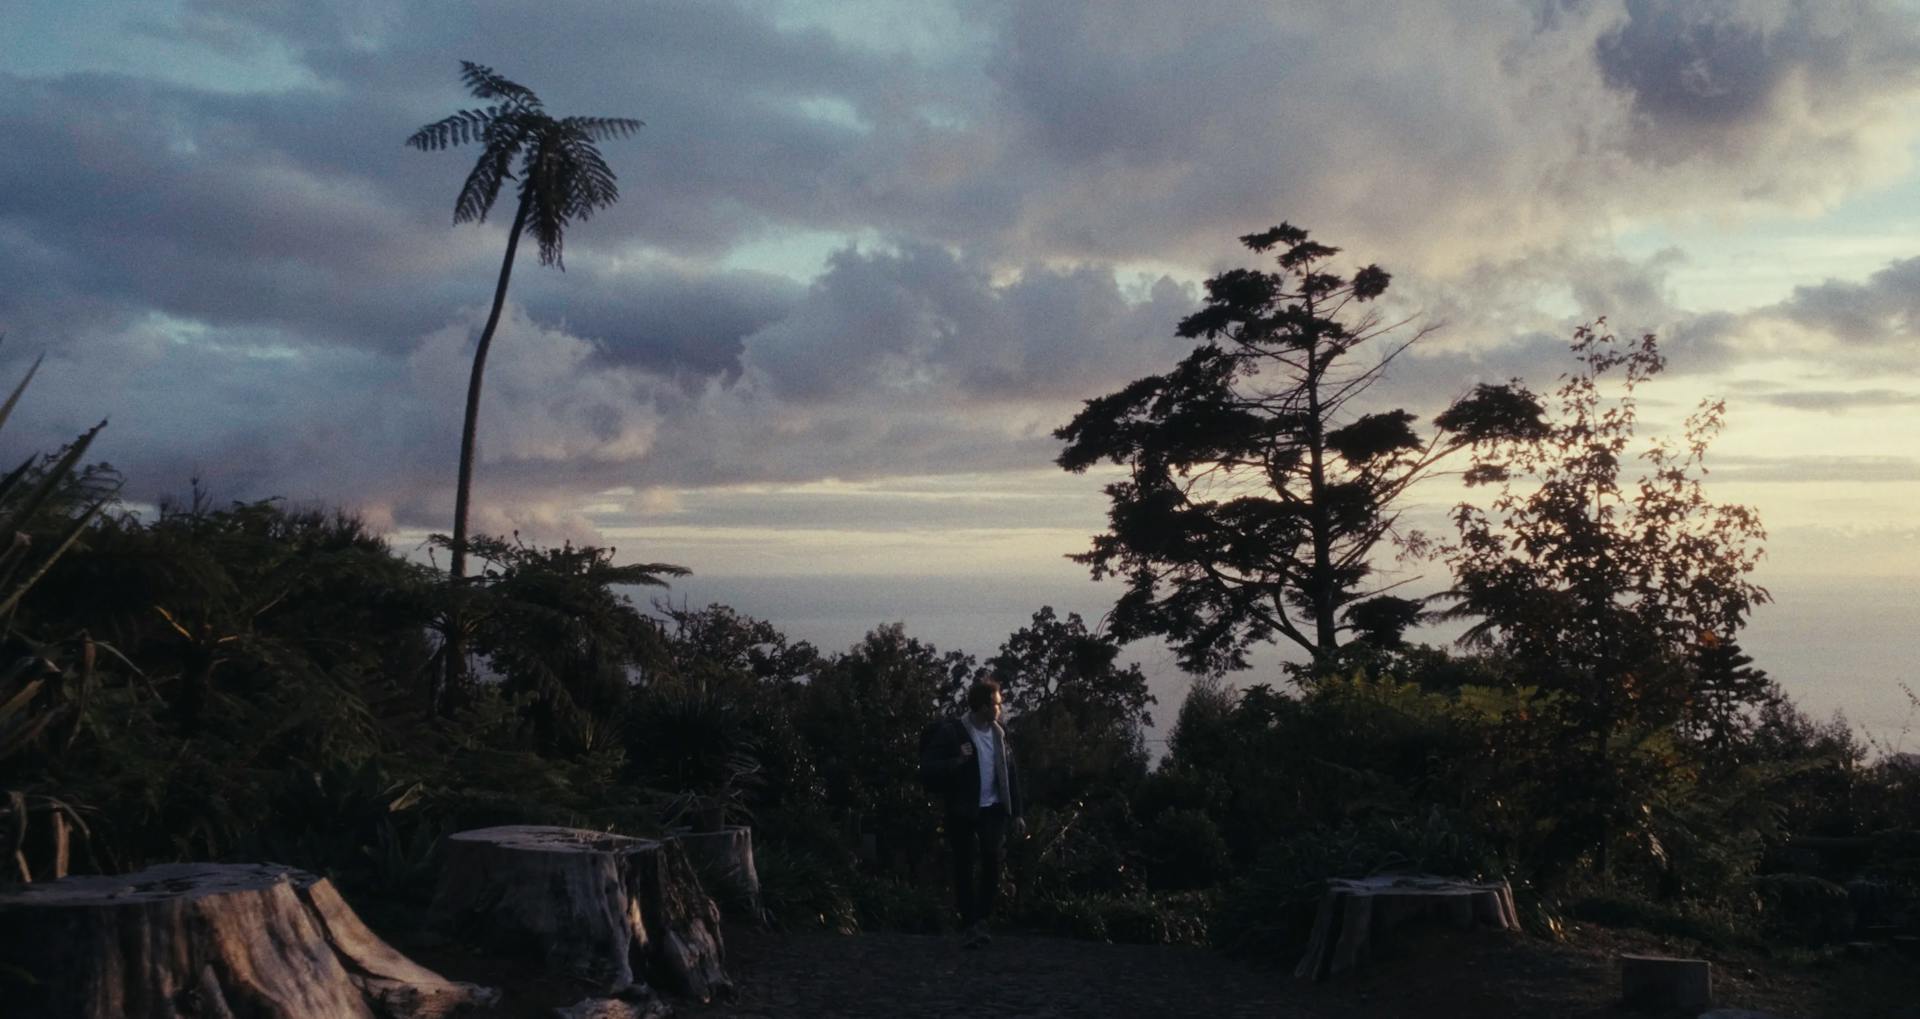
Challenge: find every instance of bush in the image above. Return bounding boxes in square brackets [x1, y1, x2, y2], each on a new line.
[1754, 873, 1854, 945]
[1007, 796, 1145, 900]
[756, 844, 858, 934]
[1098, 891, 1211, 945]
[851, 875, 948, 933]
[1141, 808, 1233, 890]
[1013, 891, 1212, 945]
[1564, 888, 1754, 948]
[1210, 807, 1502, 958]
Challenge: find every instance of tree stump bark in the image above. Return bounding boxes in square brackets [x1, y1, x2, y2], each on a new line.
[1620, 953, 1713, 1010]
[675, 825, 762, 922]
[429, 825, 729, 1001]
[1294, 875, 1519, 980]
[0, 861, 498, 1019]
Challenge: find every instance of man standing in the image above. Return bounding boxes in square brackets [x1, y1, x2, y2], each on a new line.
[921, 677, 1025, 947]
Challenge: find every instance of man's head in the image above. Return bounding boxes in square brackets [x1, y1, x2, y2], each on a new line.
[966, 677, 1003, 726]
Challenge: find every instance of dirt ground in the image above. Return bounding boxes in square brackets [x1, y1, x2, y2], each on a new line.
[421, 919, 1919, 1019]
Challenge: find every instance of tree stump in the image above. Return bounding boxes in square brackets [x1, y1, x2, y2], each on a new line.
[0, 861, 498, 1019]
[675, 825, 762, 922]
[1294, 875, 1520, 980]
[429, 825, 729, 1000]
[1620, 953, 1712, 1010]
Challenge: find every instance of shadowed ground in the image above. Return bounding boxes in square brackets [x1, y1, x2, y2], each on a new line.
[678, 924, 1918, 1019]
[414, 919, 1917, 1018]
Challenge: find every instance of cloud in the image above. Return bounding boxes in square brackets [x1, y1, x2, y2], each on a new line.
[972, 0, 1920, 269]
[8, 0, 1920, 549]
[1639, 255, 1920, 379]
[1752, 388, 1920, 412]
[737, 242, 1195, 404]
[1595, 0, 1920, 201]
[1776, 256, 1920, 346]
[1713, 454, 1920, 483]
[5, 238, 1198, 535]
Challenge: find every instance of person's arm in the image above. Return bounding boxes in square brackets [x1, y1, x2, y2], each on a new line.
[1007, 740, 1028, 837]
[920, 720, 972, 782]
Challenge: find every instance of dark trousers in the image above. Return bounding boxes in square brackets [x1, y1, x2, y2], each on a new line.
[945, 803, 1008, 928]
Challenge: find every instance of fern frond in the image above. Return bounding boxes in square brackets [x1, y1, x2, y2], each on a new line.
[562, 115, 644, 142]
[458, 61, 542, 111]
[405, 108, 496, 151]
[453, 141, 517, 225]
[0, 352, 44, 435]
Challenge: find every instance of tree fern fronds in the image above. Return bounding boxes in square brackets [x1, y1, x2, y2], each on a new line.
[458, 61, 541, 110]
[0, 352, 44, 435]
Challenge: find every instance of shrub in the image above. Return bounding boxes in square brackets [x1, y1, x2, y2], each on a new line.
[851, 875, 948, 933]
[756, 844, 858, 934]
[1564, 888, 1754, 948]
[1210, 806, 1501, 957]
[1012, 891, 1212, 945]
[1141, 807, 1233, 890]
[1754, 873, 1854, 945]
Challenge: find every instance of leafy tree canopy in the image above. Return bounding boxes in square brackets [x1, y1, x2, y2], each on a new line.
[1443, 322, 1772, 735]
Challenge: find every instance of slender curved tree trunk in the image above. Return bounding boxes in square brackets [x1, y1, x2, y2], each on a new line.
[443, 195, 529, 702]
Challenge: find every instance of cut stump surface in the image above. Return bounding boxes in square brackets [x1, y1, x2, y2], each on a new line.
[0, 861, 498, 1019]
[430, 825, 729, 1001]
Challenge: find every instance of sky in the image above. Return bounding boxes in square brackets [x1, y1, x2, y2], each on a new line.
[3, 0, 1917, 743]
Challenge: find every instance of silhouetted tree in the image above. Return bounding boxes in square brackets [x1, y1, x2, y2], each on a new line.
[1057, 224, 1543, 674]
[987, 607, 1154, 806]
[797, 624, 974, 872]
[800, 624, 974, 819]
[407, 61, 641, 693]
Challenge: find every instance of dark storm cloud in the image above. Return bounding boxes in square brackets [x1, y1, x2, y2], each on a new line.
[1596, 1, 1920, 150]
[0, 72, 453, 347]
[0, 69, 805, 377]
[1777, 257, 1920, 347]
[738, 243, 1196, 404]
[518, 266, 800, 380]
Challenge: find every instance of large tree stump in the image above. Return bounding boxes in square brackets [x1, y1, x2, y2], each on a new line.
[1620, 953, 1713, 1010]
[675, 825, 762, 922]
[429, 825, 729, 1001]
[1294, 875, 1519, 980]
[0, 861, 498, 1019]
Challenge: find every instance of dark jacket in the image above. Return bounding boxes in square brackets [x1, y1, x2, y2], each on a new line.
[920, 716, 1022, 822]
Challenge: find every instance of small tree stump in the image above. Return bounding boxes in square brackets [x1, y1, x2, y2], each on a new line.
[676, 826, 762, 922]
[430, 825, 729, 1000]
[1294, 875, 1519, 980]
[0, 861, 498, 1019]
[1620, 953, 1712, 1010]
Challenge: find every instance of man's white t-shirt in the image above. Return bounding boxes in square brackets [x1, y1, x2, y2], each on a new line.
[966, 720, 1000, 808]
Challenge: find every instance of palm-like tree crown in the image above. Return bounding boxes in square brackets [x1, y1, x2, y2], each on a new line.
[406, 62, 642, 269]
